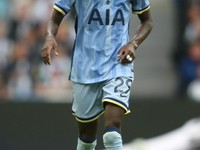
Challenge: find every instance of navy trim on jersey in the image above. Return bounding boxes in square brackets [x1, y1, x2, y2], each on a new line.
[74, 16, 78, 34]
[69, 40, 76, 80]
[54, 3, 68, 15]
[132, 5, 149, 12]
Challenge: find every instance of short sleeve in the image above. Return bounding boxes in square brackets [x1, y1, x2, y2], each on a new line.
[53, 0, 75, 16]
[131, 0, 150, 14]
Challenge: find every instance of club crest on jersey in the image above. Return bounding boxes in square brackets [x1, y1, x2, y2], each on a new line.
[88, 9, 124, 25]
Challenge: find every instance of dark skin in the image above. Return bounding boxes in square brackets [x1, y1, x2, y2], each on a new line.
[41, 9, 153, 139]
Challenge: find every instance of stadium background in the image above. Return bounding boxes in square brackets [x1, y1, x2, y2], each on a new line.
[0, 0, 200, 149]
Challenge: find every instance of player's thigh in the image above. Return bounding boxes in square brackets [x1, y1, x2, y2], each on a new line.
[104, 102, 125, 129]
[72, 82, 104, 123]
[102, 76, 133, 129]
[102, 76, 133, 114]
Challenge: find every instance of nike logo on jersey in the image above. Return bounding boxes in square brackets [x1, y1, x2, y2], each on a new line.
[88, 9, 124, 25]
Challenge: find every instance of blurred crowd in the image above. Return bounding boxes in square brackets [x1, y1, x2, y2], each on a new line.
[0, 0, 75, 102]
[0, 0, 200, 102]
[173, 0, 200, 101]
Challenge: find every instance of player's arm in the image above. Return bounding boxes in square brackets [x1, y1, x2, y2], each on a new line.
[41, 10, 65, 65]
[118, 9, 153, 63]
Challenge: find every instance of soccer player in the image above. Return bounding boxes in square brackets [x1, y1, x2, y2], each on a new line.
[41, 0, 153, 149]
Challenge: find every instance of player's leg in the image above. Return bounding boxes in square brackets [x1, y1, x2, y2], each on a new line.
[77, 119, 98, 150]
[102, 76, 133, 150]
[104, 102, 124, 129]
[103, 102, 125, 150]
[78, 119, 98, 139]
[72, 82, 104, 150]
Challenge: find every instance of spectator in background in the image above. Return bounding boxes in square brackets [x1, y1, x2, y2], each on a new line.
[172, 0, 189, 67]
[175, 0, 200, 98]
[184, 2, 200, 44]
[4, 40, 33, 101]
[0, 21, 14, 101]
[0, 21, 14, 71]
[7, 0, 32, 42]
[0, 0, 75, 102]
[178, 42, 200, 96]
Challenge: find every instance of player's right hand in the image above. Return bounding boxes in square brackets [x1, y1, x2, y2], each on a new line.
[41, 35, 59, 65]
[117, 42, 136, 63]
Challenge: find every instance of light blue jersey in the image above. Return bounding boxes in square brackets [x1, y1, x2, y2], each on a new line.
[54, 0, 150, 83]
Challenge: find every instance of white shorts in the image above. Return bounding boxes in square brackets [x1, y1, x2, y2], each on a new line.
[72, 76, 133, 123]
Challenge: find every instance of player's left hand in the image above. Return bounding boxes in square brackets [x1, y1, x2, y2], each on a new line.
[117, 42, 136, 63]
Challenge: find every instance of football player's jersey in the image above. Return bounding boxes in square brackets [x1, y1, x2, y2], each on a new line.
[54, 0, 150, 83]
